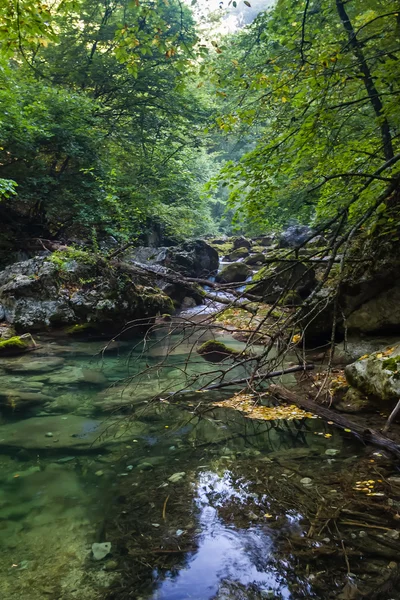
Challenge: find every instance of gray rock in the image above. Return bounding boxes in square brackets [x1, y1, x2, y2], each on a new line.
[216, 263, 251, 284]
[279, 224, 313, 248]
[244, 253, 266, 266]
[345, 344, 400, 406]
[232, 237, 251, 250]
[0, 254, 172, 332]
[249, 260, 315, 302]
[127, 240, 218, 278]
[92, 542, 112, 561]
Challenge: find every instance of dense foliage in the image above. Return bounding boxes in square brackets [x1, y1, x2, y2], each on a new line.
[1, 0, 399, 247]
[208, 0, 400, 234]
[0, 0, 222, 244]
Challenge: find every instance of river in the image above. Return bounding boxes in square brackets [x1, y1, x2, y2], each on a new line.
[0, 325, 399, 599]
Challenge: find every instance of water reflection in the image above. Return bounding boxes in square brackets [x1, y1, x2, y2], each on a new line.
[153, 469, 290, 600]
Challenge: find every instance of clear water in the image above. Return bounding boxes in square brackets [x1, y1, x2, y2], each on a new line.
[0, 328, 399, 600]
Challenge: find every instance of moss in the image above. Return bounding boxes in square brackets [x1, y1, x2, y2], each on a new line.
[197, 339, 240, 363]
[65, 323, 93, 335]
[278, 290, 302, 306]
[48, 247, 98, 272]
[382, 356, 400, 372]
[208, 242, 234, 256]
[228, 247, 250, 260]
[0, 335, 32, 355]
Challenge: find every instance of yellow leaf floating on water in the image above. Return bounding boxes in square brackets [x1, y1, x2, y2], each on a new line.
[213, 393, 315, 421]
[264, 513, 273, 519]
[344, 428, 351, 432]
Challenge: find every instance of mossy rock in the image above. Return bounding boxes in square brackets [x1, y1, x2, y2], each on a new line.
[216, 262, 251, 284]
[0, 334, 36, 356]
[197, 340, 241, 363]
[65, 323, 96, 336]
[244, 253, 266, 266]
[278, 290, 302, 306]
[246, 260, 315, 302]
[227, 247, 250, 261]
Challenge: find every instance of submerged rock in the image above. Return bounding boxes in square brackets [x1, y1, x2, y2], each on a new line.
[92, 542, 112, 561]
[345, 344, 400, 407]
[3, 356, 65, 373]
[0, 414, 147, 451]
[335, 387, 374, 414]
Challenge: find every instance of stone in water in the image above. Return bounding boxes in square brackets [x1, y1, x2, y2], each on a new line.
[92, 542, 112, 561]
[168, 472, 186, 483]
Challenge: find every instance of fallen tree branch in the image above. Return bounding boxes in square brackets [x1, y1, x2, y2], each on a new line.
[168, 364, 315, 398]
[269, 384, 400, 459]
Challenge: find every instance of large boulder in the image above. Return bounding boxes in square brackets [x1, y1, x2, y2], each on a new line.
[227, 248, 250, 261]
[278, 225, 313, 248]
[128, 240, 218, 278]
[232, 236, 251, 250]
[0, 252, 172, 332]
[303, 231, 400, 340]
[216, 263, 252, 284]
[248, 261, 316, 302]
[345, 344, 400, 408]
[244, 253, 266, 266]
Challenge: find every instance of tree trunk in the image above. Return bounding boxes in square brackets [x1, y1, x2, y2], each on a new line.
[335, 0, 394, 162]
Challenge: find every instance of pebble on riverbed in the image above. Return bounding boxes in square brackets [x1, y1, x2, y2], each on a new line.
[92, 542, 112, 561]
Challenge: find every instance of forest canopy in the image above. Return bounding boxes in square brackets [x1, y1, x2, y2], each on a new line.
[0, 0, 399, 245]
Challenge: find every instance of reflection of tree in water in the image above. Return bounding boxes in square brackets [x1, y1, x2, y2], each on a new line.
[103, 405, 400, 600]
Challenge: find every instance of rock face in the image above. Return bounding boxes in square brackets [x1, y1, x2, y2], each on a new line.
[128, 240, 218, 278]
[304, 234, 400, 340]
[249, 261, 315, 302]
[0, 253, 172, 332]
[216, 263, 251, 284]
[345, 344, 400, 407]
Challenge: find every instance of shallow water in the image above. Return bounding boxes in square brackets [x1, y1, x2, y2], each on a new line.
[0, 328, 400, 600]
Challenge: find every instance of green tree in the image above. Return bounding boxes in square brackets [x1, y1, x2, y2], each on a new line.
[209, 0, 400, 232]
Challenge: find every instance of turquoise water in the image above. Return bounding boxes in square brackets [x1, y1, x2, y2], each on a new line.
[0, 328, 399, 600]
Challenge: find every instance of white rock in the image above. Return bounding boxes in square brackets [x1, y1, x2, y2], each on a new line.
[92, 542, 111, 561]
[300, 477, 312, 485]
[325, 449, 340, 456]
[168, 472, 186, 483]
